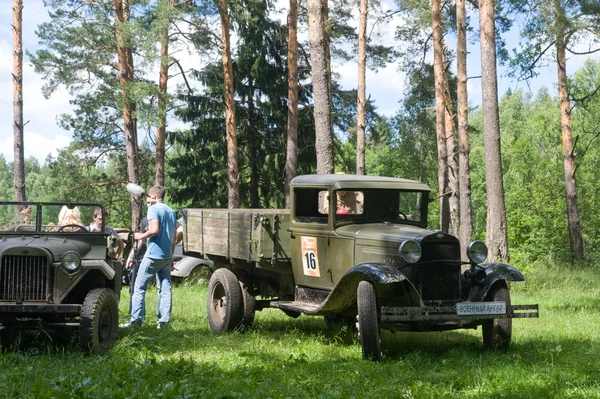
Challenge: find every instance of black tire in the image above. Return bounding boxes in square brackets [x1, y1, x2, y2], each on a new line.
[79, 288, 119, 355]
[232, 269, 256, 329]
[357, 281, 382, 361]
[207, 269, 244, 332]
[482, 282, 512, 350]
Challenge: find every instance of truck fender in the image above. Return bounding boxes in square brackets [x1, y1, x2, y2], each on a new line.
[467, 262, 526, 302]
[319, 263, 422, 313]
[172, 256, 213, 278]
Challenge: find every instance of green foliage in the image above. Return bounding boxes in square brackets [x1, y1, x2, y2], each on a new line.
[507, 0, 600, 81]
[168, 0, 316, 209]
[1, 143, 157, 229]
[468, 77, 600, 262]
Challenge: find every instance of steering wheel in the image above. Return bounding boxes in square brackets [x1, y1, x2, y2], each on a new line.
[398, 212, 408, 220]
[57, 224, 87, 232]
[15, 223, 35, 231]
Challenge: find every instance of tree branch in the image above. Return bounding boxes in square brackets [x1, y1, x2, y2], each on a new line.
[170, 59, 194, 94]
[517, 40, 556, 81]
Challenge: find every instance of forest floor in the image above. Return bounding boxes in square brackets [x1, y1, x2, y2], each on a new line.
[1, 262, 599, 398]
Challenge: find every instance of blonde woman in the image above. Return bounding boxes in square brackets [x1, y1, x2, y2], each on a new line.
[57, 206, 86, 232]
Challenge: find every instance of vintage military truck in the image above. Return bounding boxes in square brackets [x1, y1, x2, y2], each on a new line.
[0, 202, 128, 354]
[183, 174, 538, 360]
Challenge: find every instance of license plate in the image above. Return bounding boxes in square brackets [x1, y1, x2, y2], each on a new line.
[456, 302, 506, 315]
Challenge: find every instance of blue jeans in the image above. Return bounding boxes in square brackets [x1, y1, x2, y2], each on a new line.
[130, 257, 172, 325]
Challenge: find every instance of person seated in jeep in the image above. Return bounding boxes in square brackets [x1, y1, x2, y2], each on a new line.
[88, 207, 124, 259]
[56, 206, 86, 232]
[10, 204, 31, 222]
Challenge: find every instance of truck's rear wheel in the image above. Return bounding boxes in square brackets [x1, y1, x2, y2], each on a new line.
[207, 269, 243, 332]
[232, 269, 256, 329]
[482, 282, 512, 350]
[79, 288, 118, 355]
[357, 280, 382, 361]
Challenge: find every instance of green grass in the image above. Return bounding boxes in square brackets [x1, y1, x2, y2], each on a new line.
[1, 263, 600, 398]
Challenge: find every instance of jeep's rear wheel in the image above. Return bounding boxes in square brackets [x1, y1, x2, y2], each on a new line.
[207, 268, 243, 332]
[232, 269, 256, 329]
[482, 282, 512, 350]
[79, 288, 118, 355]
[357, 280, 382, 361]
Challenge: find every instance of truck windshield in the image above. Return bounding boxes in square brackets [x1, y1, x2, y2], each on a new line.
[334, 189, 426, 226]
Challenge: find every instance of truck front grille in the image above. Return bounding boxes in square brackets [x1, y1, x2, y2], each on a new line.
[0, 255, 48, 301]
[417, 242, 461, 301]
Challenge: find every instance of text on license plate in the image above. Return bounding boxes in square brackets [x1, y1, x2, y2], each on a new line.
[456, 302, 506, 315]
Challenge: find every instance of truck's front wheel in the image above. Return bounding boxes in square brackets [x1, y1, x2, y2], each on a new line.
[482, 282, 512, 350]
[207, 269, 243, 332]
[357, 280, 382, 361]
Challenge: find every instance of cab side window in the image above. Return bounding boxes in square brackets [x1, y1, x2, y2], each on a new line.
[294, 188, 329, 224]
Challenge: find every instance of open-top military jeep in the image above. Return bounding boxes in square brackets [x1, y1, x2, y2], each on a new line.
[184, 174, 539, 360]
[0, 202, 128, 354]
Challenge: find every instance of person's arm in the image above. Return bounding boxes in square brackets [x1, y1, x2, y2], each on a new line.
[171, 224, 183, 254]
[116, 238, 125, 259]
[135, 218, 159, 241]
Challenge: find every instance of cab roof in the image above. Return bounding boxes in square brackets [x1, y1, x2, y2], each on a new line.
[290, 174, 430, 192]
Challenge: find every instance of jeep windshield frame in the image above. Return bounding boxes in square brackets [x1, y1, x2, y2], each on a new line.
[0, 201, 110, 235]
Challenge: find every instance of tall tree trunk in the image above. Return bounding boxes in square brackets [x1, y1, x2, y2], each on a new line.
[479, 0, 509, 262]
[248, 79, 260, 208]
[322, 0, 334, 156]
[218, 0, 240, 208]
[456, 0, 473, 258]
[356, 0, 367, 175]
[12, 0, 25, 202]
[308, 0, 334, 174]
[444, 100, 459, 237]
[115, 0, 140, 230]
[555, 1, 584, 260]
[432, 0, 449, 232]
[155, 1, 170, 187]
[285, 0, 299, 208]
[442, 50, 459, 237]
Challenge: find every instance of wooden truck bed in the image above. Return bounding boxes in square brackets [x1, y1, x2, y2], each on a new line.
[183, 208, 291, 263]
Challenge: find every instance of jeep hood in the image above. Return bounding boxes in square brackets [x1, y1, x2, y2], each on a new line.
[335, 223, 432, 244]
[0, 236, 92, 261]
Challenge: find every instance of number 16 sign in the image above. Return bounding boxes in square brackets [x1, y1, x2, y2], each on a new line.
[301, 236, 321, 277]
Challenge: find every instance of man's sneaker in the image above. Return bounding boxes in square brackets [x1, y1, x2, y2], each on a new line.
[119, 322, 141, 329]
[157, 322, 169, 330]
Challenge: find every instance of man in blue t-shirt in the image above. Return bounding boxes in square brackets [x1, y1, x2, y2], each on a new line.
[124, 185, 178, 329]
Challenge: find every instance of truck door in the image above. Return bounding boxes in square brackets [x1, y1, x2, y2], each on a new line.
[290, 188, 335, 290]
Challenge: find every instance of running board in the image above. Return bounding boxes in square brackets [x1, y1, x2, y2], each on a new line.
[270, 301, 321, 314]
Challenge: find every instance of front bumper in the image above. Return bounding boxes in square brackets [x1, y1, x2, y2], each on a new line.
[0, 303, 82, 314]
[381, 303, 539, 322]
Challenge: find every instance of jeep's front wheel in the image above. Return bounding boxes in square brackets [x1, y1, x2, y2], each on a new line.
[79, 288, 119, 355]
[357, 280, 382, 361]
[482, 282, 512, 350]
[207, 268, 243, 332]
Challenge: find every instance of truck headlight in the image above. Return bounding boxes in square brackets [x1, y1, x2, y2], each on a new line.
[61, 251, 81, 271]
[466, 241, 488, 264]
[399, 240, 421, 264]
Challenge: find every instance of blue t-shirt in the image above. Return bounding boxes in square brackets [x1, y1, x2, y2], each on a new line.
[146, 202, 177, 259]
